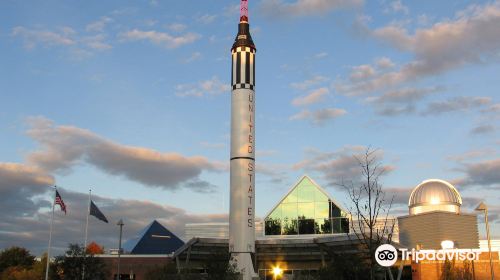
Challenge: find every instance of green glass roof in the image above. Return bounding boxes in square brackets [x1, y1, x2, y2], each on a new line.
[264, 176, 349, 236]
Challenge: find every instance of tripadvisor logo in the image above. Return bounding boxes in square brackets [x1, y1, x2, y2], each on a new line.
[375, 244, 398, 267]
[375, 244, 482, 267]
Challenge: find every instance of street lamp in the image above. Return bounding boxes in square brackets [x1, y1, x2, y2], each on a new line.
[475, 202, 495, 280]
[272, 266, 283, 280]
[117, 219, 124, 280]
[441, 240, 454, 250]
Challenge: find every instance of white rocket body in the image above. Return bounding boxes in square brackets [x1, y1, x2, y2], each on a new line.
[229, 3, 257, 278]
[229, 86, 256, 276]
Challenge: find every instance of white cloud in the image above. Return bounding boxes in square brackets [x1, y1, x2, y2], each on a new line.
[365, 86, 443, 116]
[416, 14, 432, 26]
[86, 17, 112, 32]
[256, 162, 289, 184]
[12, 26, 76, 49]
[292, 87, 329, 106]
[198, 14, 217, 24]
[293, 146, 394, 188]
[11, 25, 112, 58]
[349, 64, 376, 81]
[260, 0, 363, 18]
[421, 96, 491, 116]
[447, 148, 497, 162]
[200, 142, 225, 149]
[82, 34, 112, 50]
[251, 26, 261, 35]
[224, 3, 241, 18]
[0, 163, 54, 194]
[0, 163, 54, 229]
[290, 75, 329, 90]
[184, 52, 202, 63]
[167, 23, 187, 32]
[459, 158, 500, 187]
[337, 2, 500, 96]
[314, 52, 329, 59]
[290, 108, 346, 125]
[119, 29, 200, 49]
[371, 25, 413, 50]
[482, 103, 500, 114]
[387, 0, 409, 14]
[366, 87, 441, 105]
[256, 150, 278, 157]
[25, 117, 220, 191]
[470, 124, 496, 135]
[375, 57, 395, 69]
[175, 76, 230, 97]
[0, 187, 227, 255]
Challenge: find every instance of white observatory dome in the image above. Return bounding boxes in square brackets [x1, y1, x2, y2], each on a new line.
[408, 179, 462, 215]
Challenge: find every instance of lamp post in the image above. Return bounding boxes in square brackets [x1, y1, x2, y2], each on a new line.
[476, 202, 495, 280]
[272, 266, 283, 280]
[117, 219, 124, 280]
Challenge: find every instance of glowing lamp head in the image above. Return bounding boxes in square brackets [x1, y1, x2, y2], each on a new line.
[441, 240, 454, 249]
[272, 266, 283, 277]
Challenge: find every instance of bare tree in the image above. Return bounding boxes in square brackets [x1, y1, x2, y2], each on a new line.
[340, 147, 395, 280]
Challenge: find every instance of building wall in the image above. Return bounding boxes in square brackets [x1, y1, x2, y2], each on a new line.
[480, 239, 500, 252]
[351, 218, 399, 243]
[98, 255, 171, 280]
[186, 218, 399, 243]
[411, 251, 500, 280]
[185, 221, 263, 240]
[398, 212, 479, 249]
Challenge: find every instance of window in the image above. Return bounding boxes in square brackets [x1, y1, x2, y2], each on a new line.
[299, 219, 315, 234]
[264, 176, 350, 236]
[265, 218, 281, 235]
[282, 218, 298, 235]
[298, 202, 314, 217]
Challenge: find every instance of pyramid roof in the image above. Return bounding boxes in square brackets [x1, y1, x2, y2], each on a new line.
[123, 220, 184, 254]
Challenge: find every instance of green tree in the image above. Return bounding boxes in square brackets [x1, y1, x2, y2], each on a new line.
[318, 250, 370, 280]
[0, 248, 47, 280]
[51, 243, 108, 280]
[144, 251, 239, 280]
[0, 247, 35, 274]
[1, 266, 40, 280]
[203, 252, 239, 280]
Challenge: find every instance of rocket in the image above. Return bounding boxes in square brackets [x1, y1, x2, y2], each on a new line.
[229, 0, 257, 279]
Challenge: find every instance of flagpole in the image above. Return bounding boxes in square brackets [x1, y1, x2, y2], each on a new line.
[83, 189, 91, 280]
[84, 189, 91, 249]
[45, 186, 56, 280]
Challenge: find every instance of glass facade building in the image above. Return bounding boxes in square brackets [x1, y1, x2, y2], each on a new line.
[264, 176, 349, 236]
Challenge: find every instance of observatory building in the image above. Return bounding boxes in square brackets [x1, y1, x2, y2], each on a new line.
[398, 179, 479, 249]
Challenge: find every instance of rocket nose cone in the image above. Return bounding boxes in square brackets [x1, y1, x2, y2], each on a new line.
[232, 22, 255, 51]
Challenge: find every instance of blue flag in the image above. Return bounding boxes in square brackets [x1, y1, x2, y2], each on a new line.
[90, 200, 108, 223]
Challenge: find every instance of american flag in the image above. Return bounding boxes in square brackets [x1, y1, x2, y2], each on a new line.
[55, 190, 67, 214]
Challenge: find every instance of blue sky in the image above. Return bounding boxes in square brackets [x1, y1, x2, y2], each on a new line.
[1, 0, 499, 255]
